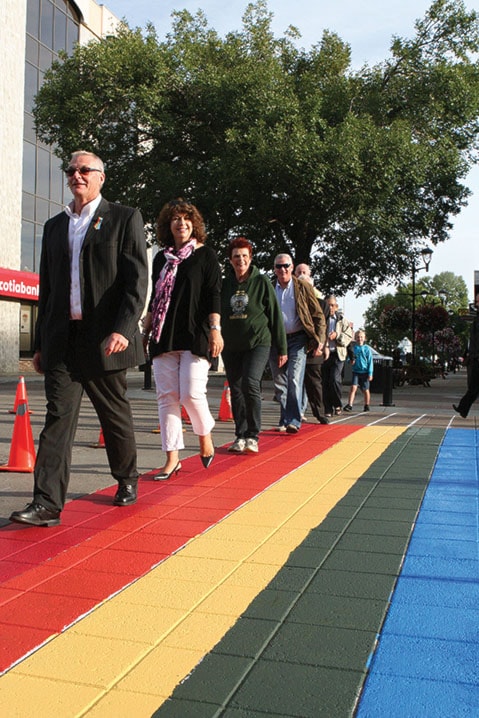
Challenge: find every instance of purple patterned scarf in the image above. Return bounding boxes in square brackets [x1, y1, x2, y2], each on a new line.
[150, 240, 196, 343]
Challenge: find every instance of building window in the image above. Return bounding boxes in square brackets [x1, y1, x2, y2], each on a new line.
[23, 0, 80, 268]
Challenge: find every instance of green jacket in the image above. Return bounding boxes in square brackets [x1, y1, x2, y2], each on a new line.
[221, 265, 287, 354]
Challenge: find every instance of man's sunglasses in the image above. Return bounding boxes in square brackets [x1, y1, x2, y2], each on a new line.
[275, 263, 291, 269]
[65, 166, 102, 177]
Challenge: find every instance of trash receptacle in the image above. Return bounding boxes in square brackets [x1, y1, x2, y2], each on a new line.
[370, 358, 383, 394]
[371, 358, 394, 406]
[139, 359, 152, 390]
[381, 358, 394, 406]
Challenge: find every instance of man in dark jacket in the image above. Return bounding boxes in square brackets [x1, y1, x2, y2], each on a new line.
[10, 151, 148, 526]
[453, 293, 479, 418]
[270, 253, 326, 433]
[294, 263, 330, 424]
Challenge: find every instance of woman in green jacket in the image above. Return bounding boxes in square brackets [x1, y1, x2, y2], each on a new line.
[221, 237, 287, 454]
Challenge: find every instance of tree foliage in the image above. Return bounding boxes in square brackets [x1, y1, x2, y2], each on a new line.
[34, 0, 479, 292]
[364, 270, 469, 353]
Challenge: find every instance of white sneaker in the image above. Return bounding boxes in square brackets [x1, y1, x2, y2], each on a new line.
[245, 438, 259, 453]
[228, 438, 246, 453]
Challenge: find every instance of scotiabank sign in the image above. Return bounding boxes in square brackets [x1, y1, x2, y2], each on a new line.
[0, 268, 39, 301]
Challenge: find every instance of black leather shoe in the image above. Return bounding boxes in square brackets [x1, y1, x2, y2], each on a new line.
[113, 484, 137, 506]
[200, 452, 215, 469]
[452, 404, 468, 419]
[318, 415, 330, 424]
[9, 502, 60, 527]
[154, 462, 181, 481]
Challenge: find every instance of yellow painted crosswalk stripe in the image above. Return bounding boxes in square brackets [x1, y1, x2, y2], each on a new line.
[2, 426, 406, 717]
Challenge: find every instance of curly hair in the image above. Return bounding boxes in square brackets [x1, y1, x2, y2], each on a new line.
[228, 236, 253, 259]
[156, 199, 206, 247]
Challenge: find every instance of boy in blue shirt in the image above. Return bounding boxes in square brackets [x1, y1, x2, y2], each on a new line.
[344, 329, 374, 412]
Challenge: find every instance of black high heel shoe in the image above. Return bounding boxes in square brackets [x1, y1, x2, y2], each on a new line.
[200, 452, 215, 469]
[154, 462, 181, 481]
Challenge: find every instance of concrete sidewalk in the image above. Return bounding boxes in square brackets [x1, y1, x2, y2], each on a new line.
[0, 367, 477, 716]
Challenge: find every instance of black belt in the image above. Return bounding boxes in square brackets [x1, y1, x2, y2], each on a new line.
[287, 330, 306, 338]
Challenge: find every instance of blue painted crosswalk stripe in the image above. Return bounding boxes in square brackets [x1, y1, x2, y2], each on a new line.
[356, 428, 479, 717]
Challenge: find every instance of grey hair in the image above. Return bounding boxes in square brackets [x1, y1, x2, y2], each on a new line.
[274, 252, 293, 264]
[69, 150, 105, 173]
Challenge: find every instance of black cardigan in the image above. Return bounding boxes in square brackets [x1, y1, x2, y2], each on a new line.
[148, 244, 222, 359]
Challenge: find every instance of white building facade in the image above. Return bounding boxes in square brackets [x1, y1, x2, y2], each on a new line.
[0, 0, 119, 373]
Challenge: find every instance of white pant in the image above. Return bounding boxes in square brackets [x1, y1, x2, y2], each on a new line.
[152, 351, 215, 451]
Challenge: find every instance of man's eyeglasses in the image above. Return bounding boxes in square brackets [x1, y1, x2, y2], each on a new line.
[65, 166, 102, 177]
[275, 263, 291, 269]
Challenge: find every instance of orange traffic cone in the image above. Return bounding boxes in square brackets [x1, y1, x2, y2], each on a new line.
[0, 400, 36, 472]
[217, 381, 233, 421]
[181, 405, 192, 424]
[90, 427, 105, 448]
[8, 376, 32, 414]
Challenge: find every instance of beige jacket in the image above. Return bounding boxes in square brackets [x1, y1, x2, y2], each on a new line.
[328, 314, 353, 361]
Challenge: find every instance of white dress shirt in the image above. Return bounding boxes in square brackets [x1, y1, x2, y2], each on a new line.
[65, 195, 103, 319]
[275, 279, 302, 334]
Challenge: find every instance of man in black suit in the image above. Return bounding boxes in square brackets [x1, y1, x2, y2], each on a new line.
[10, 151, 148, 527]
[453, 293, 479, 419]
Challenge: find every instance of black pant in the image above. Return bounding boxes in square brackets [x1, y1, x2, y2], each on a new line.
[322, 351, 345, 414]
[222, 345, 270, 441]
[456, 358, 479, 418]
[304, 359, 325, 421]
[33, 363, 138, 512]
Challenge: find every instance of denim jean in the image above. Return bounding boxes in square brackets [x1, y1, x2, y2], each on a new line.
[222, 345, 270, 441]
[269, 331, 307, 429]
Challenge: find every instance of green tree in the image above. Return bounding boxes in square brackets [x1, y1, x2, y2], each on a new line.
[363, 292, 399, 349]
[379, 305, 412, 354]
[394, 270, 469, 314]
[364, 271, 469, 353]
[34, 0, 479, 292]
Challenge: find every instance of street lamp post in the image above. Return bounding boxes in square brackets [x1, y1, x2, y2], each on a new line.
[438, 289, 447, 306]
[437, 289, 448, 371]
[411, 247, 433, 363]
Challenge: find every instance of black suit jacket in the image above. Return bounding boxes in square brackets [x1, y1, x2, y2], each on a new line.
[35, 198, 148, 375]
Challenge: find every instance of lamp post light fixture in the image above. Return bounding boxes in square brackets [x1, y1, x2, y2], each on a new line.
[438, 289, 448, 306]
[411, 247, 433, 363]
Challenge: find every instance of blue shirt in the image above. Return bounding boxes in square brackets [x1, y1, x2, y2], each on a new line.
[352, 344, 374, 376]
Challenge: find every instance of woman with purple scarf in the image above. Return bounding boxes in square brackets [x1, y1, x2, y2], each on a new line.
[142, 199, 223, 480]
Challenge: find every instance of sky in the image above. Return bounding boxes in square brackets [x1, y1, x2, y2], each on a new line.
[103, 0, 479, 330]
